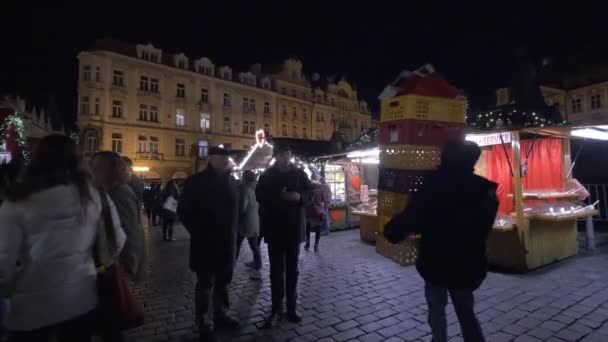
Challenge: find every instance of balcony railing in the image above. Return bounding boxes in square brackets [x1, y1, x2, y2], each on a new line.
[136, 152, 164, 160]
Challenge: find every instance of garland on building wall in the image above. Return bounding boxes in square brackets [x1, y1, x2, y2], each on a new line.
[468, 105, 565, 130]
[0, 112, 29, 162]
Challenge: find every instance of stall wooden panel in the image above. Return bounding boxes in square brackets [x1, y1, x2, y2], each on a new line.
[527, 219, 578, 270]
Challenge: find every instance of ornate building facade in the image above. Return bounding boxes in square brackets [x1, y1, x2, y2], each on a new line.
[77, 39, 371, 181]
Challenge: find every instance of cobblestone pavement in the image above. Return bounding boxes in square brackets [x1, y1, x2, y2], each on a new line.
[129, 224, 608, 342]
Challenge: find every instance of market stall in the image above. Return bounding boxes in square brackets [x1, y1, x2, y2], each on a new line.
[466, 128, 598, 271]
[313, 146, 379, 239]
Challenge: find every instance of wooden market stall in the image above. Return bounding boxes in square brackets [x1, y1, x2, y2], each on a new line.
[467, 129, 598, 272]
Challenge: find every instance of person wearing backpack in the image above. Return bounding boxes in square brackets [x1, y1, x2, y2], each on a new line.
[304, 172, 329, 252]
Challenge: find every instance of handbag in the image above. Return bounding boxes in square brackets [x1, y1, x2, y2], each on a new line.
[162, 196, 178, 213]
[95, 189, 145, 331]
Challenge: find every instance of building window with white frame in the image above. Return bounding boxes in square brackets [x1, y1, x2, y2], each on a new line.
[150, 106, 159, 122]
[139, 104, 148, 121]
[175, 138, 186, 157]
[292, 125, 298, 137]
[95, 66, 101, 82]
[591, 94, 602, 110]
[264, 102, 271, 114]
[150, 78, 159, 93]
[242, 121, 250, 134]
[111, 133, 123, 153]
[282, 124, 287, 136]
[177, 83, 186, 98]
[83, 65, 91, 81]
[572, 98, 582, 113]
[200, 112, 211, 133]
[137, 136, 147, 152]
[140, 76, 149, 91]
[149, 137, 159, 154]
[243, 98, 251, 112]
[250, 99, 256, 112]
[176, 109, 185, 127]
[94, 97, 100, 115]
[223, 117, 231, 132]
[86, 134, 97, 153]
[112, 70, 124, 87]
[282, 105, 287, 115]
[80, 96, 90, 114]
[264, 123, 270, 135]
[201, 88, 209, 103]
[112, 100, 123, 118]
[178, 60, 186, 70]
[198, 140, 209, 159]
[292, 107, 297, 119]
[302, 127, 307, 138]
[223, 93, 231, 107]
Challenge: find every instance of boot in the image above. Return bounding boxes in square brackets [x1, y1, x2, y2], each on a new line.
[263, 310, 283, 329]
[215, 312, 239, 331]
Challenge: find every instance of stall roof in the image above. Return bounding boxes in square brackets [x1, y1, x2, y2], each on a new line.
[466, 124, 608, 142]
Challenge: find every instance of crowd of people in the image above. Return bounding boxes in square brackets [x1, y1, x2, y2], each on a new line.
[0, 135, 498, 342]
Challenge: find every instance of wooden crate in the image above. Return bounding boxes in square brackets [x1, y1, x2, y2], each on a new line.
[377, 190, 409, 217]
[378, 119, 465, 146]
[358, 214, 378, 243]
[380, 144, 442, 170]
[380, 94, 466, 123]
[376, 235, 420, 266]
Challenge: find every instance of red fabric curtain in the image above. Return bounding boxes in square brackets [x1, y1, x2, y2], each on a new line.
[486, 138, 563, 214]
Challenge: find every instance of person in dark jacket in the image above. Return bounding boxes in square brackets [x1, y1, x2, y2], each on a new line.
[177, 146, 239, 342]
[384, 139, 498, 342]
[256, 144, 312, 327]
[159, 179, 180, 241]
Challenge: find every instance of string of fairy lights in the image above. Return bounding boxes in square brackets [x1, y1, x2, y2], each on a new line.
[0, 112, 29, 162]
[468, 108, 566, 130]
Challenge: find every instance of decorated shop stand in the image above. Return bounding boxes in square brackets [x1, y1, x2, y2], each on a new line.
[466, 126, 600, 272]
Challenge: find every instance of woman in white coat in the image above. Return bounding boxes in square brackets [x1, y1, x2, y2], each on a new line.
[0, 135, 125, 342]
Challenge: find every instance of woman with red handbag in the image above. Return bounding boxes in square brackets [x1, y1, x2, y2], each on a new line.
[0, 135, 126, 342]
[91, 152, 146, 341]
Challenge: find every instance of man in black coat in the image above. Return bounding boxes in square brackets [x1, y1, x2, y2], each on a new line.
[177, 146, 239, 342]
[385, 139, 498, 342]
[256, 144, 312, 327]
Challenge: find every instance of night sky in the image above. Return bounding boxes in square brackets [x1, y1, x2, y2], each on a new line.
[1, 2, 607, 126]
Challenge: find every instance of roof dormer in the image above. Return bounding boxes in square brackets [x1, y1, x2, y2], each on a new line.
[239, 72, 257, 86]
[136, 43, 162, 63]
[260, 76, 272, 90]
[174, 53, 189, 70]
[195, 57, 215, 76]
[219, 66, 232, 81]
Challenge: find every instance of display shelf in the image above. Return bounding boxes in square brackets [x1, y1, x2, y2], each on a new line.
[528, 210, 599, 222]
[508, 190, 580, 200]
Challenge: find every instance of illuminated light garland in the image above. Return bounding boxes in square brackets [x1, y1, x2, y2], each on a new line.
[467, 107, 566, 130]
[0, 112, 29, 162]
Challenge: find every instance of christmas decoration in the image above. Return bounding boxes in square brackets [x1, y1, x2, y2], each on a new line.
[0, 112, 29, 162]
[467, 105, 565, 130]
[348, 128, 377, 151]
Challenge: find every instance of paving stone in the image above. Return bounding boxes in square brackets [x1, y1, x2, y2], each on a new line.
[332, 328, 365, 342]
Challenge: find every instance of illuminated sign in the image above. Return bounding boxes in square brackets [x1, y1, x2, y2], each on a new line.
[465, 132, 511, 147]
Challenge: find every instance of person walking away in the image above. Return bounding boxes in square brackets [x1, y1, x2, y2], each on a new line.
[122, 157, 144, 208]
[143, 184, 158, 227]
[304, 172, 330, 252]
[384, 139, 498, 342]
[0, 135, 125, 342]
[159, 179, 180, 241]
[91, 152, 146, 342]
[320, 177, 332, 235]
[236, 170, 262, 272]
[177, 146, 240, 342]
[256, 143, 312, 327]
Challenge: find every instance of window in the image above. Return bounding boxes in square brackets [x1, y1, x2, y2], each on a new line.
[198, 140, 209, 159]
[80, 96, 90, 114]
[302, 127, 307, 138]
[243, 120, 250, 134]
[292, 107, 297, 119]
[316, 112, 321, 121]
[112, 70, 124, 86]
[264, 102, 271, 114]
[86, 135, 97, 153]
[282, 105, 287, 115]
[175, 138, 186, 157]
[302, 110, 307, 122]
[291, 89, 297, 97]
[176, 109, 185, 127]
[112, 100, 123, 118]
[282, 124, 287, 136]
[138, 136, 147, 152]
[111, 133, 123, 153]
[139, 104, 148, 121]
[281, 87, 287, 94]
[223, 93, 231, 107]
[178, 60, 186, 69]
[149, 137, 159, 154]
[150, 106, 159, 122]
[243, 145, 249, 150]
[223, 71, 231, 80]
[264, 123, 270, 135]
[177, 83, 186, 98]
[331, 98, 335, 106]
[83, 65, 91, 81]
[223, 143, 232, 149]
[250, 99, 256, 112]
[572, 98, 582, 113]
[241, 120, 256, 134]
[223, 117, 231, 132]
[200, 113, 211, 132]
[94, 97, 100, 115]
[201, 88, 209, 103]
[292, 126, 298, 137]
[95, 66, 101, 82]
[140, 76, 149, 91]
[591, 94, 602, 109]
[150, 79, 159, 93]
[243, 98, 251, 112]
